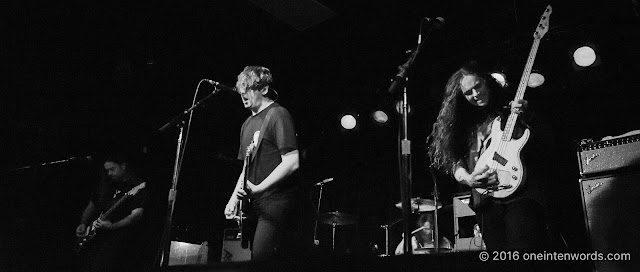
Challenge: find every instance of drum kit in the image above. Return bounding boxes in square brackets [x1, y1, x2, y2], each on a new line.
[384, 198, 452, 256]
[313, 178, 451, 255]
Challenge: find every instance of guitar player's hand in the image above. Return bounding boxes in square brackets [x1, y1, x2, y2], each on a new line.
[465, 165, 498, 188]
[93, 218, 113, 230]
[76, 223, 87, 237]
[224, 201, 236, 220]
[509, 99, 529, 115]
[244, 181, 264, 196]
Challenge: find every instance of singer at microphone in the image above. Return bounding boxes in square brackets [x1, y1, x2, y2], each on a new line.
[222, 66, 309, 261]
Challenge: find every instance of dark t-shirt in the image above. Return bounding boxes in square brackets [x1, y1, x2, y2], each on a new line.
[237, 102, 298, 201]
[91, 179, 149, 226]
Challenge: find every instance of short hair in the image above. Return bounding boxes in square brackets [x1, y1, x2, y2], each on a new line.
[101, 147, 142, 170]
[235, 66, 277, 100]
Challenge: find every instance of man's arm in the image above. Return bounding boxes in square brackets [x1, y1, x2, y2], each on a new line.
[454, 164, 496, 188]
[80, 200, 97, 225]
[94, 208, 144, 230]
[111, 208, 144, 229]
[224, 162, 246, 219]
[249, 150, 299, 195]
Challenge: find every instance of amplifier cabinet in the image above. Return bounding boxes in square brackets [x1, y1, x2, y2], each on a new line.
[580, 172, 640, 271]
[221, 228, 251, 262]
[577, 134, 640, 176]
[453, 192, 485, 252]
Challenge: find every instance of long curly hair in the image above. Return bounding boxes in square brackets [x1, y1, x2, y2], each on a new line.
[427, 61, 508, 174]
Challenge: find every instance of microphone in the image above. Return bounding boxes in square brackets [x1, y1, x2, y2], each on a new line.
[315, 178, 334, 186]
[203, 79, 236, 92]
[424, 17, 445, 29]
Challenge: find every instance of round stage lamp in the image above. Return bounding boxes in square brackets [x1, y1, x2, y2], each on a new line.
[573, 46, 596, 67]
[372, 110, 389, 124]
[491, 72, 507, 87]
[528, 72, 545, 88]
[340, 115, 357, 130]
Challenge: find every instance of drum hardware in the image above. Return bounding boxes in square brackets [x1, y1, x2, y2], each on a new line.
[316, 211, 357, 251]
[413, 243, 453, 254]
[394, 197, 442, 212]
[313, 178, 333, 247]
[379, 217, 403, 257]
[392, 194, 445, 255]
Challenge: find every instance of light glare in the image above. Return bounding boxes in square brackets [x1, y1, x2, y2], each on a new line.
[528, 72, 545, 88]
[340, 115, 357, 130]
[573, 46, 596, 67]
[372, 110, 388, 124]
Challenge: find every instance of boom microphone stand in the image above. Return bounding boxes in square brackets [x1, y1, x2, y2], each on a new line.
[387, 17, 442, 255]
[156, 80, 226, 267]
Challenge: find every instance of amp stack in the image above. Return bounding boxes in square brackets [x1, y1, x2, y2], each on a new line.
[576, 132, 640, 271]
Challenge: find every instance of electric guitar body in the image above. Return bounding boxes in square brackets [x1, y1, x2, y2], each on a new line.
[75, 182, 146, 253]
[474, 119, 530, 198]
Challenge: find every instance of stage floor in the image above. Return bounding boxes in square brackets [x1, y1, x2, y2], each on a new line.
[159, 251, 596, 272]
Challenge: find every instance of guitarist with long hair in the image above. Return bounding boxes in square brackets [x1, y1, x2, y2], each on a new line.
[75, 150, 149, 271]
[428, 60, 555, 251]
[224, 66, 312, 262]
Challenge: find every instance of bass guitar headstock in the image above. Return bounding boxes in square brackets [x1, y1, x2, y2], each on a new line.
[534, 5, 552, 40]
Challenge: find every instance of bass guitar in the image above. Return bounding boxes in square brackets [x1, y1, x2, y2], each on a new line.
[473, 5, 552, 199]
[75, 182, 146, 252]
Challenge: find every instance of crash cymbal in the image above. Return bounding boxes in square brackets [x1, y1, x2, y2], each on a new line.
[317, 211, 357, 226]
[395, 197, 442, 212]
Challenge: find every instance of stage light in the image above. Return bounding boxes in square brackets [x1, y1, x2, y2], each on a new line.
[573, 46, 597, 67]
[340, 114, 357, 130]
[372, 110, 389, 124]
[528, 72, 545, 88]
[491, 72, 508, 87]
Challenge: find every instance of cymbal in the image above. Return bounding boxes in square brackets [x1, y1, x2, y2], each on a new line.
[317, 211, 357, 226]
[395, 197, 442, 212]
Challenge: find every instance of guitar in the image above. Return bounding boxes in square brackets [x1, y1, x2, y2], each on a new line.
[473, 6, 552, 199]
[75, 182, 146, 253]
[234, 131, 260, 249]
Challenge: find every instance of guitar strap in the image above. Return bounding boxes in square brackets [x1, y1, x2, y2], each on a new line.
[251, 106, 276, 162]
[241, 106, 275, 243]
[238, 106, 275, 198]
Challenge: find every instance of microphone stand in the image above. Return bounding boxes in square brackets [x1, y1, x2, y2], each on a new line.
[389, 18, 437, 256]
[6, 156, 92, 172]
[313, 181, 326, 247]
[156, 82, 225, 268]
[429, 165, 440, 253]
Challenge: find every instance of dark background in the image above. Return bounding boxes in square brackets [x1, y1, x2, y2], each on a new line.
[2, 0, 639, 270]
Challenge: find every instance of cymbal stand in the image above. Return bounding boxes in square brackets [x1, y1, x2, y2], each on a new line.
[331, 222, 337, 251]
[313, 183, 325, 247]
[381, 224, 390, 256]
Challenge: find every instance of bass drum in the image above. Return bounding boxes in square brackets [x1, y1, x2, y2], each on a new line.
[413, 237, 453, 254]
[394, 236, 453, 255]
